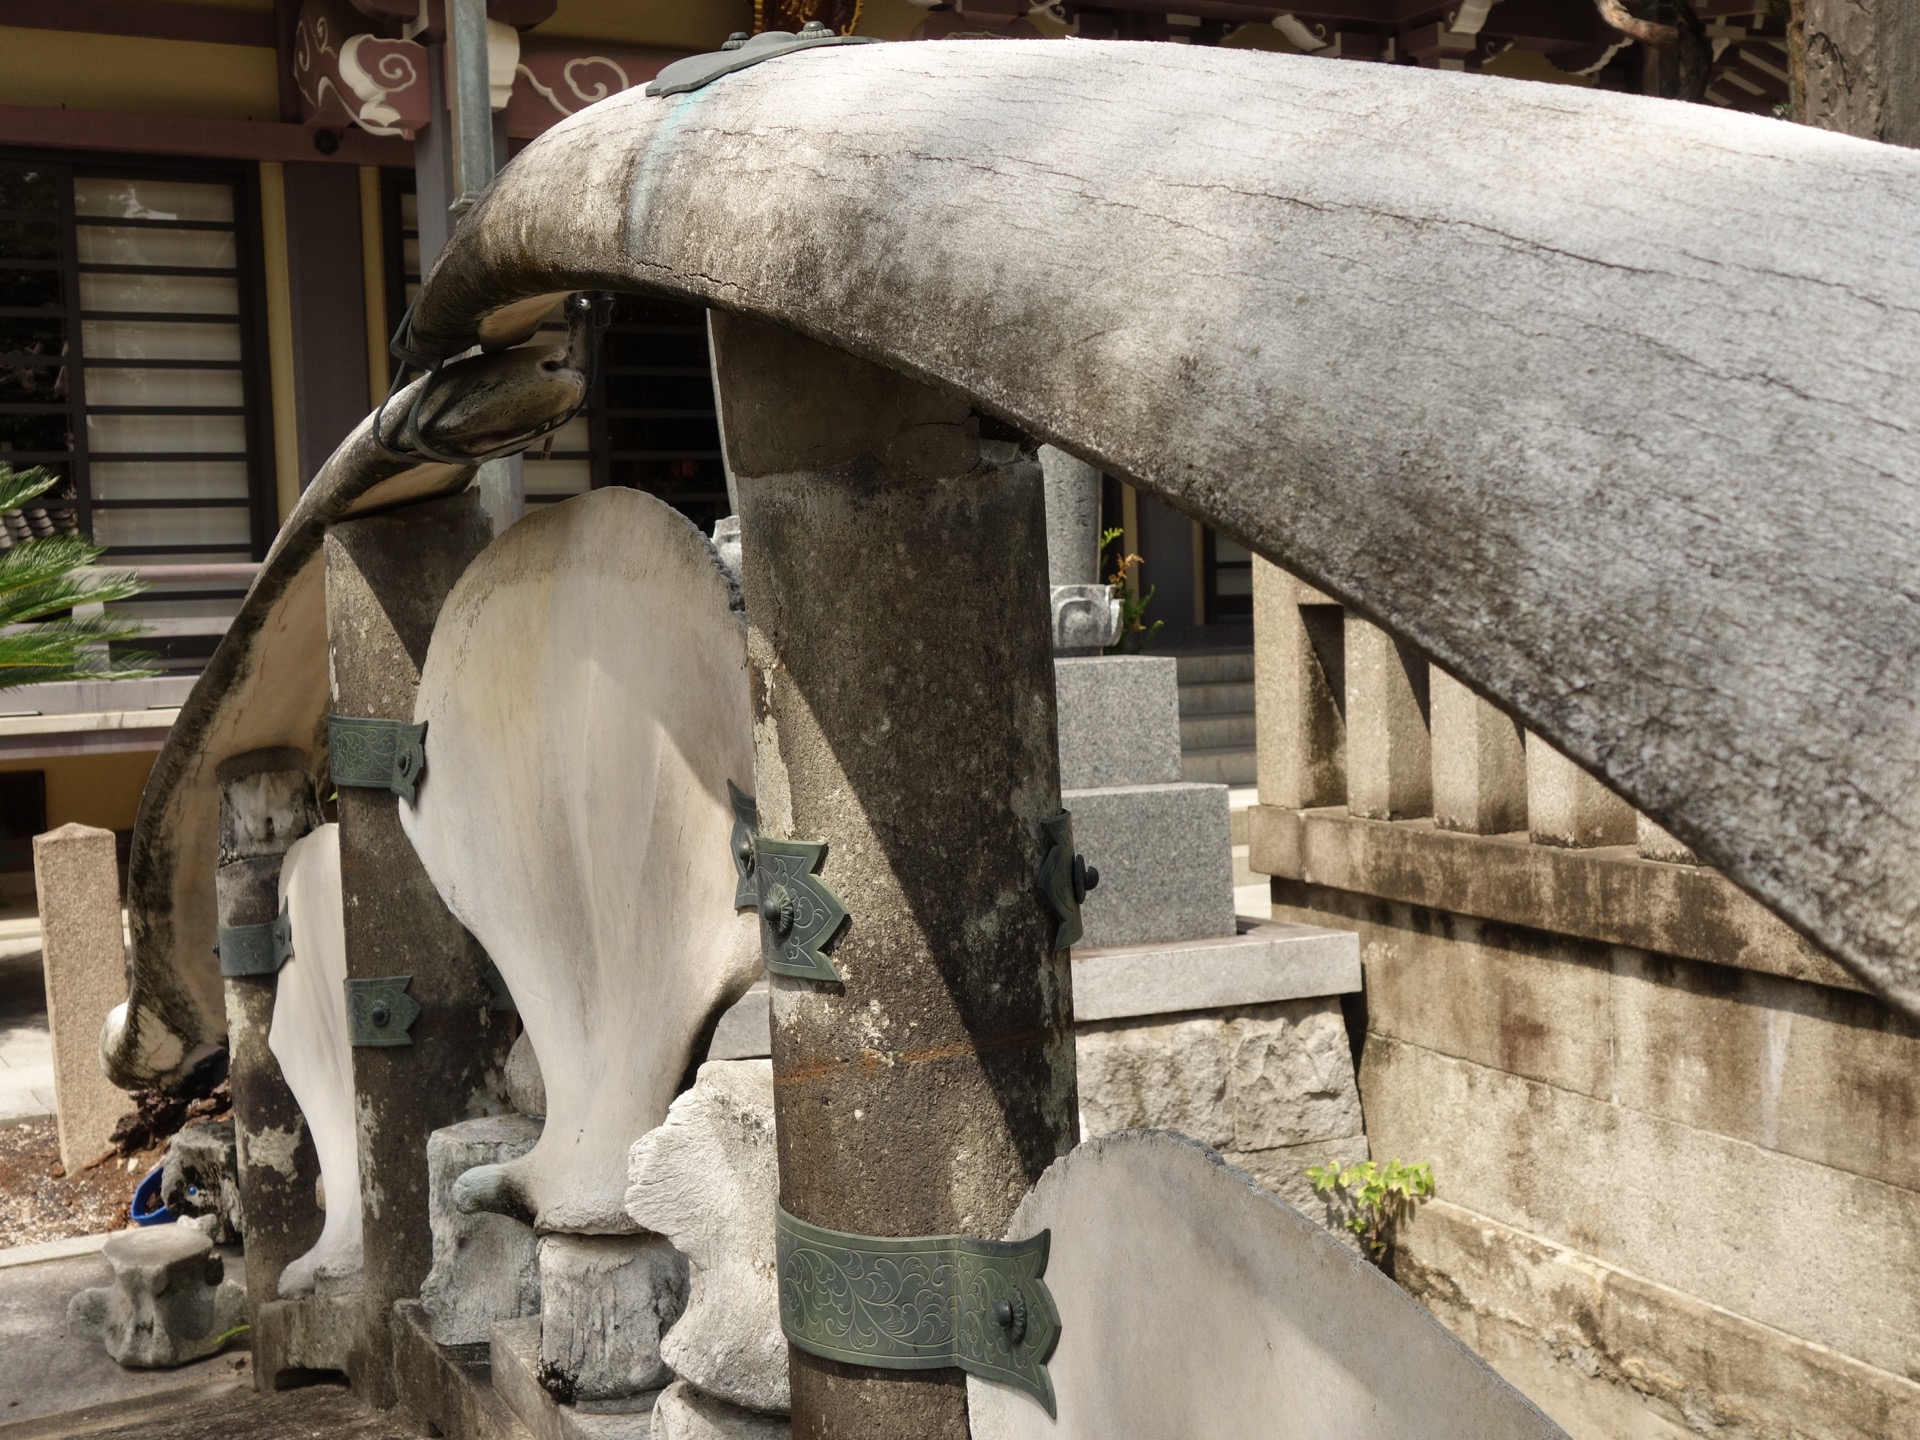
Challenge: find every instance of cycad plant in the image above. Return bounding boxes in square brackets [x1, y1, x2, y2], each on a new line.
[0, 464, 153, 689]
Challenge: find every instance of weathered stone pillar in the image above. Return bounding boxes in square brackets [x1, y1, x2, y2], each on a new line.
[215, 748, 324, 1385]
[32, 824, 132, 1172]
[1428, 670, 1526, 835]
[1251, 560, 1345, 810]
[1525, 732, 1636, 849]
[712, 312, 1077, 1440]
[1343, 614, 1431, 821]
[325, 491, 511, 1405]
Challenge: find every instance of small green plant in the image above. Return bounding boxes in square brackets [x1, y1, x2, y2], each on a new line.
[1099, 526, 1162, 654]
[0, 464, 153, 689]
[1306, 1158, 1434, 1263]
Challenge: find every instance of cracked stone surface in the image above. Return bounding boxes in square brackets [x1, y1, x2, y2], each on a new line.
[538, 1232, 688, 1402]
[626, 1060, 786, 1415]
[651, 1380, 791, 1439]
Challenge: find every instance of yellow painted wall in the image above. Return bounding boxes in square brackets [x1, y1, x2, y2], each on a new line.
[0, 28, 280, 121]
[0, 751, 157, 835]
[541, 0, 751, 48]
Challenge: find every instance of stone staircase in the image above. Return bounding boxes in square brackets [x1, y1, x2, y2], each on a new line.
[1173, 648, 1255, 785]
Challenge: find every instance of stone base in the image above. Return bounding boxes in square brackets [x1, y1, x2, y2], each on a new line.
[423, 1115, 544, 1344]
[253, 1291, 357, 1389]
[1055, 655, 1181, 788]
[537, 1233, 686, 1403]
[494, 1315, 662, 1440]
[1070, 920, 1358, 1022]
[706, 981, 771, 1062]
[1068, 780, 1235, 947]
[391, 1299, 534, 1440]
[66, 1227, 248, 1370]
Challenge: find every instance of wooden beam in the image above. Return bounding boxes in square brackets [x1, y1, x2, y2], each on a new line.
[0, 0, 277, 48]
[0, 105, 412, 166]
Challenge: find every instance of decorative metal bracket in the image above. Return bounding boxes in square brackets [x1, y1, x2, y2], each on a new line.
[754, 836, 846, 982]
[728, 779, 759, 910]
[345, 974, 422, 1046]
[776, 1206, 1061, 1416]
[646, 22, 880, 98]
[1035, 810, 1099, 950]
[329, 716, 428, 803]
[481, 960, 514, 1013]
[217, 904, 293, 978]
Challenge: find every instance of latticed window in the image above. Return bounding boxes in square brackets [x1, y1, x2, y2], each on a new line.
[0, 155, 274, 674]
[385, 178, 729, 534]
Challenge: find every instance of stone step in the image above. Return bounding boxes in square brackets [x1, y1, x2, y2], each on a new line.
[1180, 712, 1255, 750]
[1182, 746, 1257, 786]
[1171, 648, 1254, 684]
[1177, 679, 1254, 717]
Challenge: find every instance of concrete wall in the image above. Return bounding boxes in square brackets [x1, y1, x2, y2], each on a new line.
[1249, 558, 1920, 1440]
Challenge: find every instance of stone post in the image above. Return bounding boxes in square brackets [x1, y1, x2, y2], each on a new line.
[1428, 669, 1527, 835]
[1251, 561, 1345, 810]
[1343, 614, 1431, 821]
[32, 823, 129, 1173]
[216, 748, 325, 1385]
[325, 491, 512, 1405]
[1798, 0, 1920, 147]
[712, 312, 1077, 1440]
[1525, 732, 1636, 849]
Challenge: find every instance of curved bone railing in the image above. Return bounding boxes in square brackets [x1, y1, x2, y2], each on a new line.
[386, 40, 1920, 1016]
[106, 344, 587, 1090]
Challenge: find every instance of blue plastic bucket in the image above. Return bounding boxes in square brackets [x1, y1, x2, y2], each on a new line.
[129, 1164, 174, 1226]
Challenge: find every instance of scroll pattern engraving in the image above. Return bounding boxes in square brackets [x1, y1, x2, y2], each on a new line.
[753, 836, 846, 982]
[776, 1206, 1060, 1414]
[329, 716, 428, 804]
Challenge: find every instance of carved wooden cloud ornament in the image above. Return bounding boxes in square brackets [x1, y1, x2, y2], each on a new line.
[105, 342, 587, 1092]
[392, 40, 1920, 1018]
[400, 486, 760, 1233]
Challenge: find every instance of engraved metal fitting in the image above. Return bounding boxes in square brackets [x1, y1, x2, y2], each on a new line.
[776, 1206, 1061, 1415]
[346, 974, 422, 1046]
[329, 715, 428, 804]
[753, 836, 846, 983]
[645, 23, 880, 97]
[1036, 810, 1098, 950]
[217, 904, 293, 978]
[728, 779, 759, 910]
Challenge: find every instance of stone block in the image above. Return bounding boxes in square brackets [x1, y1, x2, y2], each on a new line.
[706, 981, 770, 1061]
[1077, 997, 1363, 1155]
[1070, 920, 1359, 1022]
[492, 1315, 661, 1440]
[1222, 1132, 1371, 1225]
[1252, 558, 1345, 809]
[1068, 781, 1233, 948]
[66, 1227, 247, 1369]
[422, 1114, 544, 1345]
[626, 1060, 787, 1414]
[1525, 734, 1634, 848]
[1344, 614, 1432, 820]
[1429, 668, 1527, 835]
[652, 1381, 791, 1439]
[32, 823, 130, 1172]
[965, 1132, 1564, 1440]
[1399, 1197, 1920, 1440]
[1360, 1035, 1920, 1378]
[539, 1233, 688, 1402]
[1054, 655, 1181, 789]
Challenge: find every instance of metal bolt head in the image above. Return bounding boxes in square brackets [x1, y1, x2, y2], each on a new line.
[994, 1293, 1028, 1343]
[759, 883, 795, 940]
[370, 1000, 392, 1028]
[721, 30, 749, 50]
[1070, 854, 1099, 904]
[799, 20, 832, 36]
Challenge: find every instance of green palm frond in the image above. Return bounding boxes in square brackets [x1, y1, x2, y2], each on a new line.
[0, 464, 157, 690]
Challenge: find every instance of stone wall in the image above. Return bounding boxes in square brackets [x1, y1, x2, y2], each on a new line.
[1248, 558, 1920, 1440]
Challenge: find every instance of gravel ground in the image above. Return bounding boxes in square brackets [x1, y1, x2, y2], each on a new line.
[0, 1118, 157, 1247]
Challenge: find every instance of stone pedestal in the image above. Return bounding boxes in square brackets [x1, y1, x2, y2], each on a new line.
[32, 823, 131, 1173]
[538, 1234, 687, 1403]
[1069, 782, 1236, 948]
[422, 1115, 543, 1344]
[67, 1227, 247, 1369]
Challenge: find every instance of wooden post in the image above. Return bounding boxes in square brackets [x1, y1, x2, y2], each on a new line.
[325, 491, 511, 1405]
[712, 312, 1078, 1440]
[216, 747, 325, 1388]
